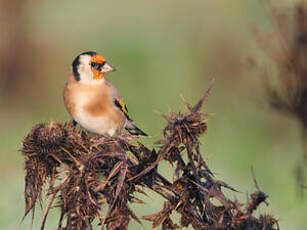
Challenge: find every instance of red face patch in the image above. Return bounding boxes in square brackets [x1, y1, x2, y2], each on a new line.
[90, 54, 106, 64]
[90, 54, 106, 80]
[92, 68, 104, 80]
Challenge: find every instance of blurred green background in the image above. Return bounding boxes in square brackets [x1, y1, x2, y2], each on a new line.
[1, 0, 306, 229]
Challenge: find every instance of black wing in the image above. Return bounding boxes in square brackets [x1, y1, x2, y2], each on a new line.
[114, 99, 131, 120]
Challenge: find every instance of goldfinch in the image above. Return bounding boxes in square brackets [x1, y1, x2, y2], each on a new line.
[63, 51, 147, 136]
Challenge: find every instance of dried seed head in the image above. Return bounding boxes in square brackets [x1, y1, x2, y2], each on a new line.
[162, 113, 207, 146]
[23, 121, 67, 155]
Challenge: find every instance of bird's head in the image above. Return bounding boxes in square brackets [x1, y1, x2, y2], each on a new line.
[72, 51, 116, 83]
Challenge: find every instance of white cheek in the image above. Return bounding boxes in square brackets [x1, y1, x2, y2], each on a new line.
[79, 64, 91, 75]
[79, 64, 92, 77]
[78, 55, 94, 83]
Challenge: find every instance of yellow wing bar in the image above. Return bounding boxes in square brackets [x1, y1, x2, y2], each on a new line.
[114, 99, 128, 116]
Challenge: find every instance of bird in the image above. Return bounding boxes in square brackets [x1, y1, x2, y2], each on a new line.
[63, 51, 147, 136]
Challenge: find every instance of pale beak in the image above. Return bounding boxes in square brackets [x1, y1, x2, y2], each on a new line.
[101, 62, 116, 73]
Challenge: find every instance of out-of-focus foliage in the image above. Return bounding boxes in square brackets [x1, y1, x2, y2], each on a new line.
[254, 2, 307, 196]
[0, 0, 306, 230]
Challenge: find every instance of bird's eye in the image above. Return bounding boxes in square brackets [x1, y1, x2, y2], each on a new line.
[91, 62, 99, 69]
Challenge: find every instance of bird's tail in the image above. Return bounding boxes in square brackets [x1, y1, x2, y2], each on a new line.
[125, 121, 147, 136]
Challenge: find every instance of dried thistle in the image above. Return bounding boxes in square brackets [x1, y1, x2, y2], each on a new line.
[21, 86, 278, 230]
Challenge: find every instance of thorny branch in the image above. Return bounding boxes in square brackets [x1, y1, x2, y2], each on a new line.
[21, 87, 278, 230]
